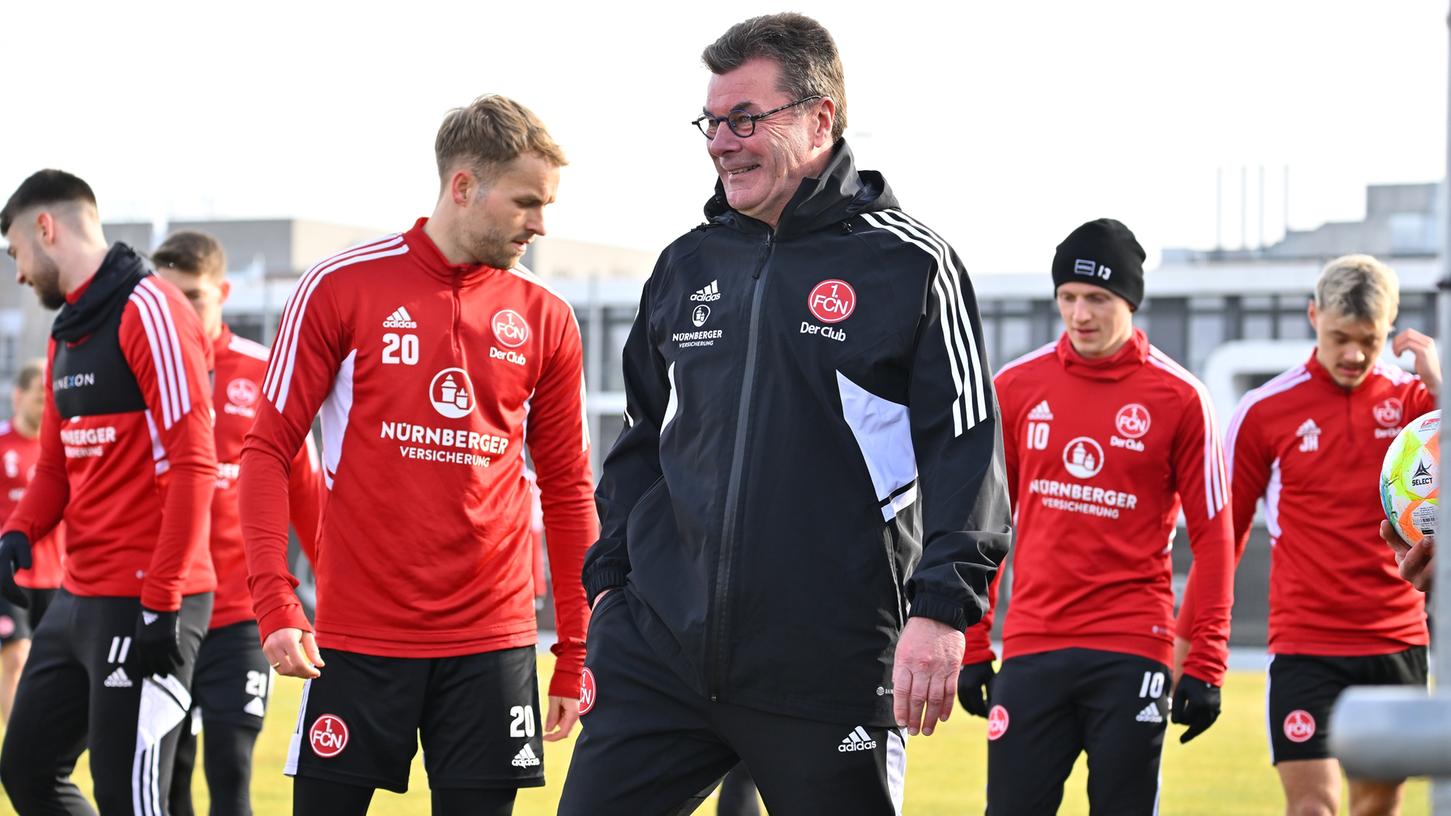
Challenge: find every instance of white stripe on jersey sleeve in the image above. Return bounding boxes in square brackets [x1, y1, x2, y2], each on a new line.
[859, 211, 981, 436]
[227, 334, 271, 362]
[140, 279, 193, 421]
[1147, 349, 1229, 519]
[997, 341, 1058, 377]
[264, 236, 408, 413]
[1223, 366, 1309, 482]
[880, 210, 989, 426]
[129, 284, 183, 429]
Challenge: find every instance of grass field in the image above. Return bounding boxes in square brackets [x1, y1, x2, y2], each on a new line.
[0, 656, 1433, 815]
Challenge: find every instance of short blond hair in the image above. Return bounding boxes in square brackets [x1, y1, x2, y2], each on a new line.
[434, 95, 566, 185]
[1315, 254, 1399, 325]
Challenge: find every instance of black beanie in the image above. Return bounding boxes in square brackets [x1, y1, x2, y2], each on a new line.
[1051, 218, 1146, 310]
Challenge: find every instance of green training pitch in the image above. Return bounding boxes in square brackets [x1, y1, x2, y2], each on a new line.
[1, 656, 1432, 815]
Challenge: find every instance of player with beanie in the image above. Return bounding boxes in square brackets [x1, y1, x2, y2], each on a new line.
[960, 218, 1235, 814]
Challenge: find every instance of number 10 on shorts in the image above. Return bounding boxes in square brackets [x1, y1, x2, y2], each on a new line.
[1138, 671, 1165, 698]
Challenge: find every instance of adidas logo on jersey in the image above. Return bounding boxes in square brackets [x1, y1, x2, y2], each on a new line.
[838, 726, 878, 752]
[104, 667, 133, 688]
[1028, 400, 1054, 421]
[1135, 703, 1163, 724]
[1296, 418, 1320, 453]
[383, 306, 418, 329]
[511, 743, 542, 768]
[690, 280, 721, 302]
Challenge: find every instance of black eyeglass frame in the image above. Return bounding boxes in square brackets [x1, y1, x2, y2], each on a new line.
[691, 95, 823, 139]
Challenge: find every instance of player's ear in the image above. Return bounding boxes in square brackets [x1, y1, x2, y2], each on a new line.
[219, 279, 232, 304]
[1306, 301, 1318, 330]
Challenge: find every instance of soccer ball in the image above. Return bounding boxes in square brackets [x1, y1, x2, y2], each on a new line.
[1380, 409, 1440, 545]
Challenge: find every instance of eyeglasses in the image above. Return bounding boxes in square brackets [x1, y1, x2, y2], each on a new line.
[692, 96, 822, 139]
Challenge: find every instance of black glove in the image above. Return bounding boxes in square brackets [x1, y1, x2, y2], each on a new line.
[956, 661, 996, 718]
[0, 532, 32, 608]
[1171, 674, 1221, 743]
[133, 608, 183, 678]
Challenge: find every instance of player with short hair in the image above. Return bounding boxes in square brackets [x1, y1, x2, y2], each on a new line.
[0, 169, 217, 813]
[961, 218, 1235, 815]
[561, 13, 1009, 814]
[1179, 253, 1439, 816]
[0, 358, 65, 724]
[153, 229, 323, 816]
[240, 94, 595, 816]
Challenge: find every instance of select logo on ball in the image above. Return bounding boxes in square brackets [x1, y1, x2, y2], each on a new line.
[1283, 710, 1315, 744]
[807, 280, 856, 324]
[579, 667, 597, 715]
[987, 705, 1010, 741]
[492, 309, 530, 349]
[309, 714, 349, 758]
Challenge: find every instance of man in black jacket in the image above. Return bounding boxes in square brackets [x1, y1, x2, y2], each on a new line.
[560, 13, 1010, 815]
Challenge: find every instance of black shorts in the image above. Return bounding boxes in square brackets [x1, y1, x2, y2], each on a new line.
[0, 591, 211, 814]
[1267, 647, 1428, 764]
[559, 589, 906, 816]
[192, 620, 271, 730]
[987, 648, 1170, 816]
[284, 645, 543, 793]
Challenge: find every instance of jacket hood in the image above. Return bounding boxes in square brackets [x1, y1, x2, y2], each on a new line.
[52, 243, 151, 343]
[703, 139, 898, 237]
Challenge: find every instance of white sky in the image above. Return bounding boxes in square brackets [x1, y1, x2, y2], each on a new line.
[3, 0, 1446, 274]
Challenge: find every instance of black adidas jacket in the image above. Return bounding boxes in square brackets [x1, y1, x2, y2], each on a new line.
[583, 141, 1011, 726]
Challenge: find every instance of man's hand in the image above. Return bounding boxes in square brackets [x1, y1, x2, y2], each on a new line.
[892, 616, 965, 736]
[1393, 328, 1441, 395]
[955, 661, 994, 718]
[1170, 674, 1221, 743]
[262, 627, 325, 679]
[543, 694, 579, 742]
[591, 589, 612, 611]
[0, 532, 32, 608]
[1381, 520, 1435, 592]
[133, 608, 183, 678]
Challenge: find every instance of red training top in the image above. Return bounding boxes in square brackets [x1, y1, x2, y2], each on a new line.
[0, 420, 65, 590]
[5, 265, 216, 611]
[210, 325, 322, 630]
[1178, 353, 1431, 656]
[240, 221, 597, 699]
[966, 330, 1235, 685]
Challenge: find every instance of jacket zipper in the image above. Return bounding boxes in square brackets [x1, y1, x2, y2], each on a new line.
[709, 230, 774, 701]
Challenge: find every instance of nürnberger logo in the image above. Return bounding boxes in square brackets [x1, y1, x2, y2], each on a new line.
[309, 714, 349, 757]
[807, 280, 856, 324]
[492, 309, 530, 349]
[429, 368, 475, 419]
[226, 378, 258, 407]
[1062, 436, 1105, 479]
[1373, 397, 1403, 428]
[579, 668, 597, 715]
[1115, 404, 1151, 439]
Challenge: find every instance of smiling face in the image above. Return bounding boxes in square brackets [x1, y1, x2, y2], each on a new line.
[1310, 302, 1389, 389]
[1056, 281, 1134, 358]
[703, 57, 832, 228]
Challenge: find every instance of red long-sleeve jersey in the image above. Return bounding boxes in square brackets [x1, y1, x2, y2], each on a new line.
[210, 325, 322, 630]
[0, 421, 65, 590]
[3, 250, 216, 611]
[240, 221, 597, 698]
[966, 330, 1235, 685]
[1178, 353, 1431, 655]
